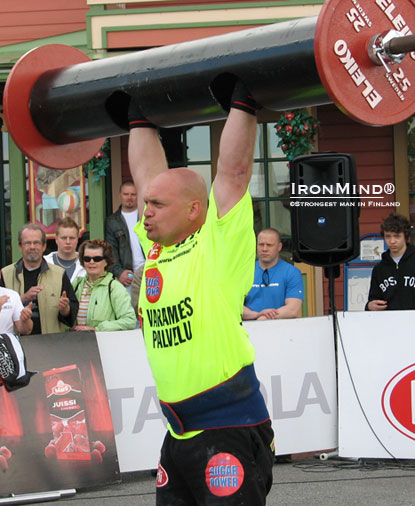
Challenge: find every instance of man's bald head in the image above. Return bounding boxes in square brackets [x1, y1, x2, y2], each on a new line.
[143, 168, 208, 246]
[155, 168, 207, 212]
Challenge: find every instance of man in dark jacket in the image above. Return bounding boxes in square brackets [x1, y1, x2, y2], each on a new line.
[105, 180, 145, 288]
[366, 213, 415, 311]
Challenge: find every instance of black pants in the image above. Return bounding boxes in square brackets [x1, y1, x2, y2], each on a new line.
[155, 420, 275, 506]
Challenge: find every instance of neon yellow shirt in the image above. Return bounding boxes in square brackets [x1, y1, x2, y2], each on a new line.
[135, 187, 256, 435]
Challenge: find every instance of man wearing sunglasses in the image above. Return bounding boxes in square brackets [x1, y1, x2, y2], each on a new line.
[128, 80, 274, 505]
[243, 228, 304, 320]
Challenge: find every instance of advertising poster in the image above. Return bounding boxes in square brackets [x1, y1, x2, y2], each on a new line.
[0, 331, 120, 497]
[28, 162, 87, 238]
[337, 310, 415, 459]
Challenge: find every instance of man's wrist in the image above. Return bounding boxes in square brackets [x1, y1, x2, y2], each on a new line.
[112, 266, 124, 279]
[60, 306, 70, 317]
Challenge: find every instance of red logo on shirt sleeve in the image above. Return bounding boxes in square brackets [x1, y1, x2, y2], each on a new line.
[148, 243, 163, 260]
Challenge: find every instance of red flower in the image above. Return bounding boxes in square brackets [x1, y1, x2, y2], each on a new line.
[275, 110, 319, 161]
[95, 151, 104, 159]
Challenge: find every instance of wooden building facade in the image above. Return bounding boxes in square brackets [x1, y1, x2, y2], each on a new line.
[0, 0, 412, 314]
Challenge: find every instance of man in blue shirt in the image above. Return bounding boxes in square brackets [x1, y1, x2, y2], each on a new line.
[243, 228, 304, 320]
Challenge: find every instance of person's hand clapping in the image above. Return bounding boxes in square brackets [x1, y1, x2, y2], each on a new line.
[21, 285, 43, 304]
[58, 291, 70, 316]
[20, 301, 33, 321]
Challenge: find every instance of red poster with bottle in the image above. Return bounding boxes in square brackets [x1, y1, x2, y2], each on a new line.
[0, 331, 119, 498]
[43, 364, 92, 461]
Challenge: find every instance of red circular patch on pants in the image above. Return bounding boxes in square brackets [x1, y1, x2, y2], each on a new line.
[205, 452, 244, 497]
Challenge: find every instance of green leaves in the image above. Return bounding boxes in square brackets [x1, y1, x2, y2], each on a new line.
[83, 139, 111, 182]
[275, 109, 319, 165]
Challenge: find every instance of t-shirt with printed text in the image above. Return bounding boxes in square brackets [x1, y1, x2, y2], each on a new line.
[135, 189, 256, 408]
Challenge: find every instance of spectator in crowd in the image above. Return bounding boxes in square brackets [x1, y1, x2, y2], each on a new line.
[72, 239, 137, 332]
[0, 223, 78, 335]
[0, 287, 33, 335]
[243, 228, 304, 320]
[44, 217, 86, 282]
[366, 213, 415, 311]
[105, 181, 145, 289]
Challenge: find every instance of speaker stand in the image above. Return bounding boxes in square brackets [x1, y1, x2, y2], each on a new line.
[324, 265, 340, 359]
[316, 265, 342, 463]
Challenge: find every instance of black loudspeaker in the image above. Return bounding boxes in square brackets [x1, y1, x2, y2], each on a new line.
[290, 153, 360, 267]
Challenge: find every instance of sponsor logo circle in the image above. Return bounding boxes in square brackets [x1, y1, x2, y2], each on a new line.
[205, 452, 244, 497]
[382, 363, 415, 440]
[145, 268, 163, 303]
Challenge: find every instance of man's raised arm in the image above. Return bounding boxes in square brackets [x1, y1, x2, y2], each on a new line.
[214, 81, 258, 218]
[128, 100, 168, 216]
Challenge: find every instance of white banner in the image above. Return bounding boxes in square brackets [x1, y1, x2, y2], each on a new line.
[97, 316, 337, 472]
[246, 318, 337, 456]
[337, 310, 415, 459]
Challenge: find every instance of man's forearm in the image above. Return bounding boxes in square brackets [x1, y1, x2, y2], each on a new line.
[21, 292, 31, 304]
[15, 319, 33, 335]
[275, 300, 302, 319]
[129, 128, 168, 215]
[111, 263, 125, 279]
[242, 305, 259, 320]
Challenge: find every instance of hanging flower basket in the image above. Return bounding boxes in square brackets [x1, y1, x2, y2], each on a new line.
[84, 139, 111, 182]
[275, 109, 319, 166]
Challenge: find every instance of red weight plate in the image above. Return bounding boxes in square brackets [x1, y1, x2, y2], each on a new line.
[3, 45, 105, 169]
[315, 0, 415, 126]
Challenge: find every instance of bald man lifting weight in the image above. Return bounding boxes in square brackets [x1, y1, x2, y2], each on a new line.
[128, 81, 274, 505]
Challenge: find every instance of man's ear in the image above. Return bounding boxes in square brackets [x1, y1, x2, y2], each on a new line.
[188, 200, 202, 221]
